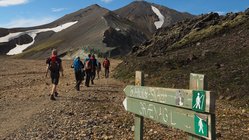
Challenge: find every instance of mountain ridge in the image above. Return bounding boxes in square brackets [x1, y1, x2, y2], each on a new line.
[0, 1, 194, 59]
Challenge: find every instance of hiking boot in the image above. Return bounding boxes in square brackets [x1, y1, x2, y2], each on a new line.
[55, 92, 59, 97]
[50, 95, 56, 100]
[91, 80, 94, 85]
[85, 83, 89, 87]
[75, 85, 80, 91]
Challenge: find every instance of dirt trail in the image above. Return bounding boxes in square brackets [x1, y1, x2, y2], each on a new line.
[0, 58, 126, 139]
[0, 58, 248, 140]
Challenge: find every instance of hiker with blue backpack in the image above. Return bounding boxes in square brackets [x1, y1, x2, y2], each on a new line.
[71, 56, 84, 91]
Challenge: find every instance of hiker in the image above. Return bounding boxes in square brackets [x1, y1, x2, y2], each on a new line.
[71, 56, 84, 91]
[46, 49, 64, 100]
[84, 54, 92, 87]
[96, 61, 101, 79]
[103, 57, 110, 78]
[90, 54, 98, 84]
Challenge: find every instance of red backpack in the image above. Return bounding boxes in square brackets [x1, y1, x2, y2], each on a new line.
[84, 59, 92, 70]
[103, 59, 110, 68]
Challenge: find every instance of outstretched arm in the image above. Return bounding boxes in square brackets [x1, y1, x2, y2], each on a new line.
[45, 65, 49, 77]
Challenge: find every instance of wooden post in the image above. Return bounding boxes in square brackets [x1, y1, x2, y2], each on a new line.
[189, 73, 216, 140]
[135, 71, 144, 140]
[189, 73, 206, 140]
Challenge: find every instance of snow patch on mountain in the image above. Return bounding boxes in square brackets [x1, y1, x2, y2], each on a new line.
[2, 21, 78, 55]
[151, 5, 165, 29]
[7, 33, 36, 55]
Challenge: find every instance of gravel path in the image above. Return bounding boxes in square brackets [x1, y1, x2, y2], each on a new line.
[0, 58, 248, 140]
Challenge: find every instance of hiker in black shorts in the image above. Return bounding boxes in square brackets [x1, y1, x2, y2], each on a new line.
[71, 56, 84, 91]
[46, 49, 64, 100]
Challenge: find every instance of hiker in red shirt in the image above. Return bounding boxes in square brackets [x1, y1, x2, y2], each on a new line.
[46, 49, 64, 100]
[103, 57, 110, 78]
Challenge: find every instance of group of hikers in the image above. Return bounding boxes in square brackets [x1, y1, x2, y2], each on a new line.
[46, 49, 110, 100]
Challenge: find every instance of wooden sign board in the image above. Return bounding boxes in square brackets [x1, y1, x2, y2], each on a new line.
[123, 85, 215, 113]
[123, 97, 213, 139]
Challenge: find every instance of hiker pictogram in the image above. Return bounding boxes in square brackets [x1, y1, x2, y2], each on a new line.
[198, 117, 204, 134]
[192, 90, 206, 112]
[194, 114, 208, 137]
[193, 93, 203, 109]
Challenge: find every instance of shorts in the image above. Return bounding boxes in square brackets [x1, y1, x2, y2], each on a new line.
[75, 70, 84, 81]
[51, 72, 60, 85]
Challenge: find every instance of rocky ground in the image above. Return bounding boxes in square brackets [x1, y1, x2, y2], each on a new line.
[0, 58, 248, 140]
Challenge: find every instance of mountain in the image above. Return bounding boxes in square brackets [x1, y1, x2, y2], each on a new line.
[0, 4, 147, 58]
[0, 1, 194, 59]
[114, 1, 194, 37]
[115, 10, 249, 106]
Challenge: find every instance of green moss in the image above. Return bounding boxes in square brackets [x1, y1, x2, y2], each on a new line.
[222, 14, 247, 28]
[14, 40, 63, 58]
[169, 14, 248, 50]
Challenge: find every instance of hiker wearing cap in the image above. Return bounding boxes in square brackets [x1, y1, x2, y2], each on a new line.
[71, 56, 84, 91]
[103, 57, 110, 78]
[46, 49, 64, 100]
[84, 54, 92, 87]
[90, 54, 98, 84]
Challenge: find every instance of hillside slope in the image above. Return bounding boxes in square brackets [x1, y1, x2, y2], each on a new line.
[115, 10, 249, 107]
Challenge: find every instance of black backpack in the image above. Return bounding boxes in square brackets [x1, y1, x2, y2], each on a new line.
[49, 56, 60, 72]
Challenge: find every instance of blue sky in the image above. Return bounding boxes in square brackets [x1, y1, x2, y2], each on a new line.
[0, 0, 249, 28]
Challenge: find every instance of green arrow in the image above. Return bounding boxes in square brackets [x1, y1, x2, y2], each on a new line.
[123, 85, 215, 113]
[125, 97, 213, 139]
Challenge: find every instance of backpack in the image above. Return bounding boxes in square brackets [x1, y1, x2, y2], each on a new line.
[103, 59, 110, 68]
[85, 59, 92, 70]
[49, 56, 60, 72]
[73, 59, 82, 72]
[91, 59, 97, 70]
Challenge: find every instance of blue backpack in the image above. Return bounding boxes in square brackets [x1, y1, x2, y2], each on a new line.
[73, 59, 82, 72]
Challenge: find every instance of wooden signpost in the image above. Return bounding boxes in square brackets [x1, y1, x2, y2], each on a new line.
[123, 86, 215, 113]
[123, 71, 216, 140]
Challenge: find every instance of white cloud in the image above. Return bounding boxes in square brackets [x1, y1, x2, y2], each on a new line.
[52, 8, 67, 12]
[101, 0, 113, 3]
[0, 0, 29, 7]
[0, 17, 57, 28]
